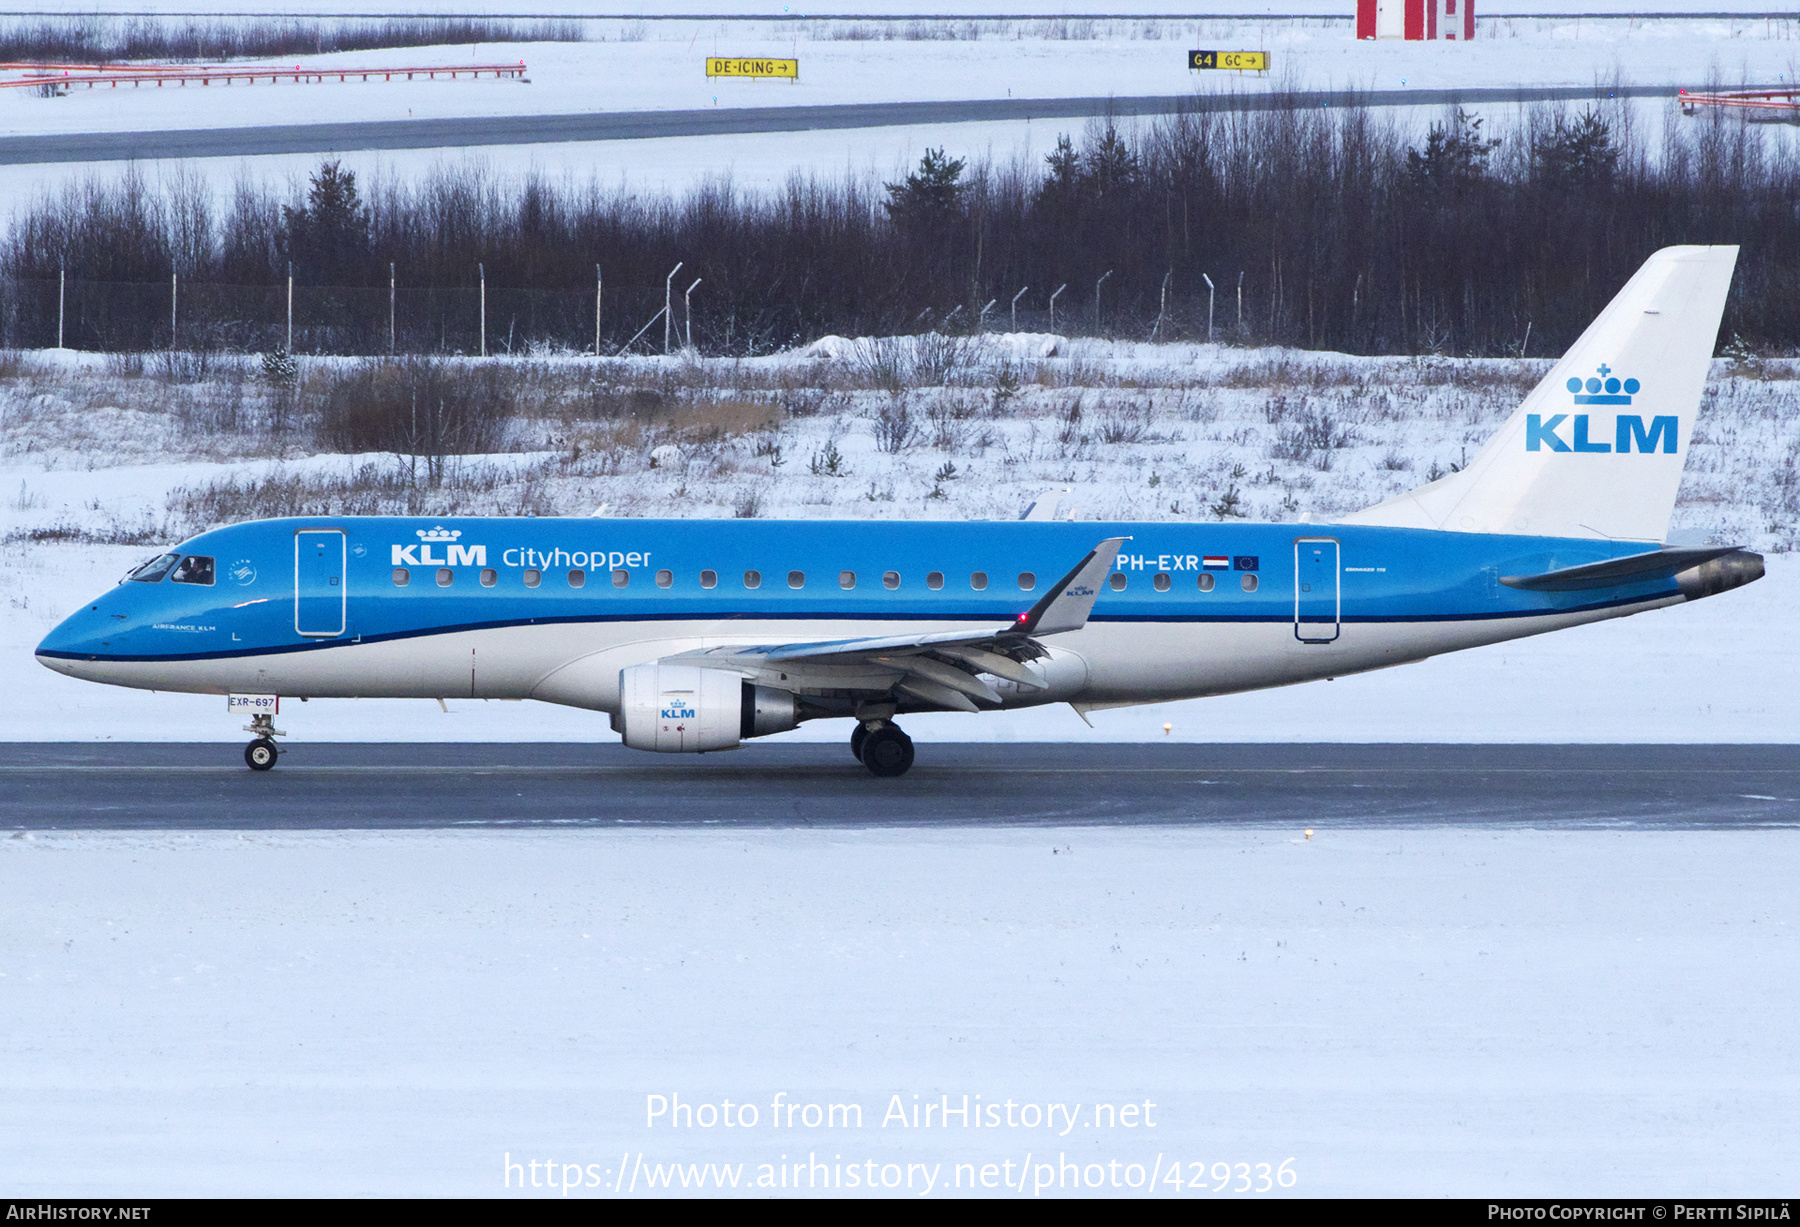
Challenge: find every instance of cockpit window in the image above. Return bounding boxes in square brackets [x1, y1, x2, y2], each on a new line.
[169, 555, 215, 586]
[126, 552, 180, 583]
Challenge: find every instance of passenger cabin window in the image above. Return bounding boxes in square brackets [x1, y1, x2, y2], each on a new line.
[700, 570, 718, 589]
[970, 571, 989, 591]
[1197, 573, 1216, 592]
[788, 570, 805, 589]
[839, 571, 855, 590]
[436, 568, 454, 587]
[569, 569, 586, 588]
[1240, 573, 1259, 593]
[392, 567, 411, 587]
[927, 572, 944, 590]
[656, 569, 673, 588]
[1109, 573, 1127, 591]
[480, 568, 497, 587]
[1153, 573, 1171, 592]
[523, 569, 542, 588]
[744, 570, 762, 589]
[883, 571, 900, 590]
[169, 555, 215, 586]
[127, 552, 180, 583]
[1017, 572, 1036, 591]
[613, 569, 629, 588]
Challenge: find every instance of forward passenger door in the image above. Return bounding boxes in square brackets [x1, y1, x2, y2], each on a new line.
[295, 529, 346, 638]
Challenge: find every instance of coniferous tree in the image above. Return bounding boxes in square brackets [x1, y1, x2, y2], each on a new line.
[281, 161, 371, 285]
[884, 148, 966, 223]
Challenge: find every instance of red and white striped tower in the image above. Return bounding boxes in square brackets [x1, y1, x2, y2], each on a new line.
[1356, 0, 1474, 41]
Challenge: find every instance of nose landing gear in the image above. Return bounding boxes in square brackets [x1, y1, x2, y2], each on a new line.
[243, 713, 284, 771]
[855, 720, 915, 778]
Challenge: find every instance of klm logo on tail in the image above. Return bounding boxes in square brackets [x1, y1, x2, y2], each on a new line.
[1527, 365, 1676, 454]
[1569, 364, 1639, 405]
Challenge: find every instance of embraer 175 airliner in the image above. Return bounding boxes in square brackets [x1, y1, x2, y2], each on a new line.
[36, 246, 1764, 776]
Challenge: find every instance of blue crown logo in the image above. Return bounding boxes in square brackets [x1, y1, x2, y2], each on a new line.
[416, 526, 462, 542]
[1566, 364, 1639, 406]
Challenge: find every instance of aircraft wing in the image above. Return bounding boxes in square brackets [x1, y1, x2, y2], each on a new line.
[665, 536, 1126, 713]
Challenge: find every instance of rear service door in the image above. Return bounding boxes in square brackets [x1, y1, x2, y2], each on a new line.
[295, 529, 346, 637]
[1293, 538, 1340, 644]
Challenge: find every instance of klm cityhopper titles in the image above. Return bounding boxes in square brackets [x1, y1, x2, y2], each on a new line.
[36, 247, 1763, 776]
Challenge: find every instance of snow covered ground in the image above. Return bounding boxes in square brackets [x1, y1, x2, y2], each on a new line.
[3, 12, 1798, 210]
[2, 824, 1795, 1197]
[5, 17, 1794, 141]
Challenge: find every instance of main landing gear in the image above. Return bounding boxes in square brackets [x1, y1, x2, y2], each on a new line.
[243, 713, 284, 772]
[851, 719, 914, 778]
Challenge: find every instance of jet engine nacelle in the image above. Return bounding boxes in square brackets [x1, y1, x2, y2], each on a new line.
[616, 662, 797, 753]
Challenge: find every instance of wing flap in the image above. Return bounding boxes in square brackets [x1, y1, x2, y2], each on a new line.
[876, 653, 1002, 704]
[895, 675, 980, 713]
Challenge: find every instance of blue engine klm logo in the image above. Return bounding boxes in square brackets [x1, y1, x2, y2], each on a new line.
[1526, 364, 1677, 454]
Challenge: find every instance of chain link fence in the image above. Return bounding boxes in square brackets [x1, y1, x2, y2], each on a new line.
[0, 278, 705, 357]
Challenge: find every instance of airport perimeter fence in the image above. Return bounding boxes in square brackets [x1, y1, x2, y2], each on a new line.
[0, 276, 1212, 359]
[0, 277, 667, 358]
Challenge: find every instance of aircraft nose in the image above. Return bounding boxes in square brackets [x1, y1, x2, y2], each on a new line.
[36, 605, 109, 667]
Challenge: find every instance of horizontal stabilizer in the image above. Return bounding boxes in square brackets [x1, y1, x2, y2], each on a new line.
[1499, 545, 1740, 591]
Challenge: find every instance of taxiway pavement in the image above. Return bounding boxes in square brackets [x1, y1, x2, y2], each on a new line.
[2, 742, 1793, 830]
[0, 84, 1693, 165]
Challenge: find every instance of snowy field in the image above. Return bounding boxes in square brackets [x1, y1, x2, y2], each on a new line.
[3, 825, 1796, 1197]
[3, 11, 1799, 209]
[1, 338, 1793, 745]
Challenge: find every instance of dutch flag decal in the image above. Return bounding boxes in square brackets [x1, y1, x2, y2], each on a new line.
[1202, 556, 1230, 569]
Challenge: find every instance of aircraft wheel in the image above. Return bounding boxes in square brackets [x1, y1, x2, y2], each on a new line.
[861, 724, 914, 778]
[850, 722, 870, 763]
[245, 738, 279, 771]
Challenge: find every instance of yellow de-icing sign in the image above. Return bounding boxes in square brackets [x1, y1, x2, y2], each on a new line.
[706, 57, 798, 80]
[1188, 50, 1269, 72]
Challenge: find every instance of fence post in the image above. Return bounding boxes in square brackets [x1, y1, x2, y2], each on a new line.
[663, 262, 683, 354]
[1048, 283, 1066, 333]
[479, 263, 486, 359]
[1093, 270, 1112, 334]
[170, 272, 177, 350]
[595, 264, 602, 357]
[1202, 273, 1215, 343]
[1236, 271, 1243, 329]
[1010, 285, 1028, 332]
[286, 262, 293, 354]
[57, 262, 64, 349]
[389, 262, 396, 354]
[684, 277, 701, 351]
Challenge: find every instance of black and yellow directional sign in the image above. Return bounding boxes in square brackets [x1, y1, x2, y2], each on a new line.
[706, 57, 798, 79]
[1188, 50, 1269, 72]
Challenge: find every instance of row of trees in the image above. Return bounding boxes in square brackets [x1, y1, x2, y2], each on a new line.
[0, 14, 579, 63]
[2, 93, 1794, 356]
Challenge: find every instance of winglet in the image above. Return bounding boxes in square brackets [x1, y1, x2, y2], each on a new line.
[1015, 537, 1127, 636]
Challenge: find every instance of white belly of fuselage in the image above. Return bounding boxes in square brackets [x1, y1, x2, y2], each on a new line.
[40, 596, 1684, 713]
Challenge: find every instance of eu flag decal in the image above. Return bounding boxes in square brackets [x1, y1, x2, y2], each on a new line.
[1233, 556, 1259, 572]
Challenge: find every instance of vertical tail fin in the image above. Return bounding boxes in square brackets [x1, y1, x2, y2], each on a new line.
[1343, 245, 1738, 542]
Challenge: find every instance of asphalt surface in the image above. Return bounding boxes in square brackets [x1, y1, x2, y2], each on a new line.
[1, 742, 1794, 830]
[0, 84, 1700, 165]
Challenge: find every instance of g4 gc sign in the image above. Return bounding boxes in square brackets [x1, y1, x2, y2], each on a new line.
[1189, 50, 1270, 71]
